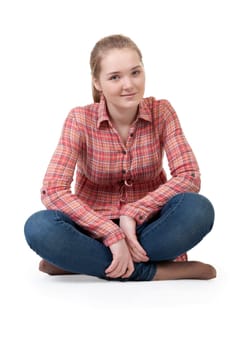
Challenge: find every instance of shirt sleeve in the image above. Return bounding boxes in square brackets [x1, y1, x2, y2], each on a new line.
[41, 110, 125, 246]
[120, 99, 201, 224]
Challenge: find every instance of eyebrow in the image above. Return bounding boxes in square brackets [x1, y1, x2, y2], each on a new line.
[106, 65, 142, 76]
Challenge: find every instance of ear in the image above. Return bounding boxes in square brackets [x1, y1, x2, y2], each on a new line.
[93, 78, 102, 92]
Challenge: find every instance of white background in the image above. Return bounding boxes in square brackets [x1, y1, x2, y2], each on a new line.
[1, 0, 232, 349]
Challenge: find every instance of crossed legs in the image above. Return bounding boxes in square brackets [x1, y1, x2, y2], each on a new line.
[24, 193, 216, 281]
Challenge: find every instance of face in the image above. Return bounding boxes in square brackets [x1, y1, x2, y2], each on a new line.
[94, 48, 145, 114]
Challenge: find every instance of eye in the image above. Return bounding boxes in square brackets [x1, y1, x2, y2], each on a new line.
[109, 75, 120, 81]
[132, 69, 141, 76]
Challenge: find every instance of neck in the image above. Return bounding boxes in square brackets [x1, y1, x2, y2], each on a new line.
[107, 104, 138, 126]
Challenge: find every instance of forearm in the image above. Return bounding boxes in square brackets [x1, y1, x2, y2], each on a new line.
[120, 171, 200, 224]
[41, 186, 125, 246]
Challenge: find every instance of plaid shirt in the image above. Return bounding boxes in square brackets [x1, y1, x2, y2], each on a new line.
[41, 96, 200, 255]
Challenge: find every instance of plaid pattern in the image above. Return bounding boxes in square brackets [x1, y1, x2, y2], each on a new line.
[41, 96, 200, 254]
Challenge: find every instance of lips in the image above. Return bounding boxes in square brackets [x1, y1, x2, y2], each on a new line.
[121, 93, 136, 97]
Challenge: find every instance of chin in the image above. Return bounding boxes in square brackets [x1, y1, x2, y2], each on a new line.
[121, 101, 139, 109]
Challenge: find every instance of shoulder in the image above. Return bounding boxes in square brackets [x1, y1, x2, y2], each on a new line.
[68, 102, 99, 123]
[64, 102, 99, 129]
[141, 97, 176, 120]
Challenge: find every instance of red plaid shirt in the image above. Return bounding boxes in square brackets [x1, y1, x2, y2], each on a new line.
[41, 96, 200, 259]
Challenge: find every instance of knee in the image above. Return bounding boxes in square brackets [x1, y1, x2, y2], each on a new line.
[24, 210, 53, 250]
[184, 192, 215, 233]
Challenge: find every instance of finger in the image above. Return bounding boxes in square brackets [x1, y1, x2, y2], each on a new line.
[131, 255, 142, 263]
[126, 238, 148, 256]
[132, 251, 149, 262]
[131, 254, 148, 263]
[128, 246, 149, 262]
[105, 259, 119, 274]
[132, 241, 148, 256]
[129, 243, 149, 262]
[121, 262, 135, 279]
[106, 265, 127, 278]
[106, 261, 128, 278]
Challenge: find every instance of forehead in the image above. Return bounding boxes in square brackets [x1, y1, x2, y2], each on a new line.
[100, 48, 141, 73]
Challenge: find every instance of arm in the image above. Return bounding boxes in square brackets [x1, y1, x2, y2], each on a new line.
[41, 110, 125, 246]
[120, 99, 201, 224]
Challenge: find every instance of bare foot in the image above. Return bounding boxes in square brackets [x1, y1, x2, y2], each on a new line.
[153, 261, 216, 281]
[39, 259, 76, 275]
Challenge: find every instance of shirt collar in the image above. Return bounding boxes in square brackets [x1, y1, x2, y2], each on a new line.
[138, 98, 153, 123]
[97, 95, 152, 129]
[97, 95, 111, 128]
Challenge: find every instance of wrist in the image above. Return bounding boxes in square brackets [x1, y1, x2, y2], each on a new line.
[120, 206, 146, 224]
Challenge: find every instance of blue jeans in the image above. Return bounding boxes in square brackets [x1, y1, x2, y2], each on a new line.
[24, 193, 214, 281]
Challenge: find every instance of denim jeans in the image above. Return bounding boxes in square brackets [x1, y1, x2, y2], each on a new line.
[24, 192, 214, 281]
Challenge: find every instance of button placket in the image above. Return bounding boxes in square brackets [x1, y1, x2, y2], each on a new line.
[119, 149, 130, 202]
[119, 124, 137, 202]
[122, 150, 130, 179]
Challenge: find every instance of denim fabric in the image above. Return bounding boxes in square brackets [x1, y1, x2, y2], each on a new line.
[24, 193, 214, 281]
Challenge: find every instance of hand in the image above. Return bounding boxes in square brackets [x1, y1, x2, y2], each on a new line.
[120, 215, 149, 263]
[105, 239, 134, 279]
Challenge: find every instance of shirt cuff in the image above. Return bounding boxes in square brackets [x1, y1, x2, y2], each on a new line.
[120, 206, 149, 225]
[102, 229, 125, 246]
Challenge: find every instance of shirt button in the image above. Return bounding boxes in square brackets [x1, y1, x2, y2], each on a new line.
[124, 179, 133, 187]
[122, 169, 126, 174]
[139, 215, 144, 221]
[130, 133, 134, 137]
[122, 150, 127, 155]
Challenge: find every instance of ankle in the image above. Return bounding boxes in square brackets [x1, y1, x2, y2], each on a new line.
[153, 261, 217, 281]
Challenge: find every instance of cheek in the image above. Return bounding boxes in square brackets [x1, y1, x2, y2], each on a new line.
[103, 84, 119, 96]
[139, 76, 146, 87]
[139, 80, 145, 94]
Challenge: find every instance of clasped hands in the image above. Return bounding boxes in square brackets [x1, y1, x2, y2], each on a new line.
[105, 215, 149, 279]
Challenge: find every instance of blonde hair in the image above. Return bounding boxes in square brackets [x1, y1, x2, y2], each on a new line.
[90, 34, 143, 102]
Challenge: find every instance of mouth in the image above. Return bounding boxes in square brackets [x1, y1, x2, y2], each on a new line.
[120, 93, 137, 97]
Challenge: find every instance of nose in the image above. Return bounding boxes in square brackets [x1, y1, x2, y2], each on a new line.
[122, 76, 133, 90]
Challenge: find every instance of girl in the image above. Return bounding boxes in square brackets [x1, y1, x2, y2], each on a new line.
[24, 34, 216, 281]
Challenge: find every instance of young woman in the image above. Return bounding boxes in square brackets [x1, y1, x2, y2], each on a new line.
[24, 34, 216, 281]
